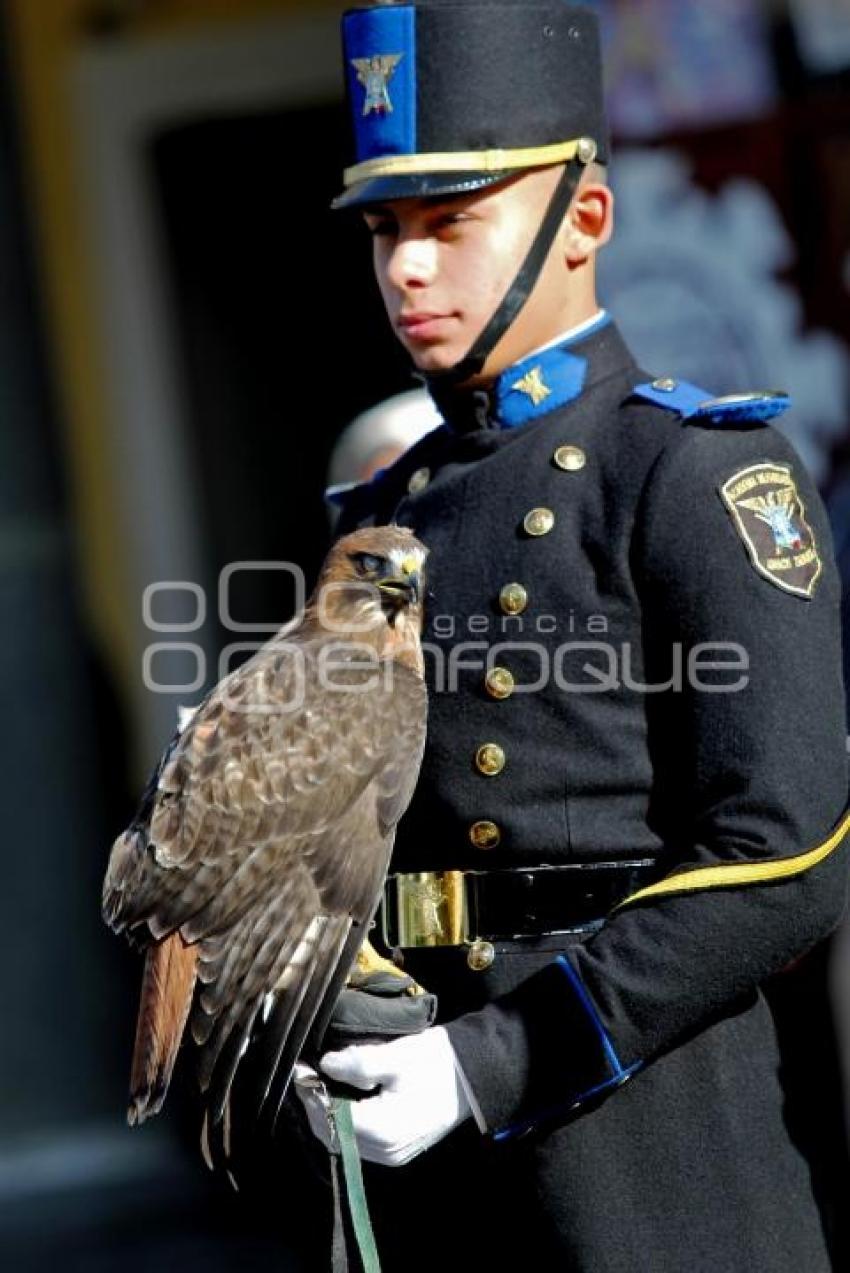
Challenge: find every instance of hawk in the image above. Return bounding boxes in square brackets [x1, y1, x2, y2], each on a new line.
[102, 526, 428, 1162]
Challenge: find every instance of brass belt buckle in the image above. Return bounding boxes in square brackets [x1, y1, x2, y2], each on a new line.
[383, 870, 470, 948]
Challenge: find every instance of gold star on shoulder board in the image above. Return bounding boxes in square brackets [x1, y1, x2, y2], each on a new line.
[512, 365, 552, 408]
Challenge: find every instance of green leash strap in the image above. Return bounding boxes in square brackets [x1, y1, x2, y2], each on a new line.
[332, 1097, 382, 1273]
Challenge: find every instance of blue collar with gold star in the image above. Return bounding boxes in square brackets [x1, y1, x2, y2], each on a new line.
[491, 312, 612, 429]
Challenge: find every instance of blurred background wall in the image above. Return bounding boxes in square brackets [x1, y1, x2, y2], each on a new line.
[0, 0, 848, 1268]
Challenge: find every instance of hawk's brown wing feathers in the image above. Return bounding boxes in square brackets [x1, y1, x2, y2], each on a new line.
[103, 622, 426, 1131]
[127, 932, 198, 1125]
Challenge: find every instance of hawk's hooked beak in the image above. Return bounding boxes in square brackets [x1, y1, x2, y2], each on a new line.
[377, 556, 423, 609]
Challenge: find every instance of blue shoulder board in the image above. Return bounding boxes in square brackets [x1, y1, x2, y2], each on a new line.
[632, 378, 791, 426]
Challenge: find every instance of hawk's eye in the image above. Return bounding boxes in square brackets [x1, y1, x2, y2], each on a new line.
[351, 552, 385, 576]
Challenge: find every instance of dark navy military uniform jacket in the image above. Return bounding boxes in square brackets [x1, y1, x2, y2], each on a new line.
[336, 317, 849, 1272]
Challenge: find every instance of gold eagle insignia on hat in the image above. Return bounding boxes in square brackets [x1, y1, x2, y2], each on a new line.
[352, 53, 404, 116]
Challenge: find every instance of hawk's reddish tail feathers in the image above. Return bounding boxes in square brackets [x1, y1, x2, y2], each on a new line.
[128, 932, 198, 1126]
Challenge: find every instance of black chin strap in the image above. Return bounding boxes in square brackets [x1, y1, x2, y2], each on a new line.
[424, 158, 585, 391]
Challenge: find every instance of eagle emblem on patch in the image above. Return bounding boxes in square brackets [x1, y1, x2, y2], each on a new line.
[351, 53, 404, 116]
[720, 462, 821, 598]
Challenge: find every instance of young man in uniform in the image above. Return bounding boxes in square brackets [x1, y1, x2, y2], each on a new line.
[298, 2, 850, 1267]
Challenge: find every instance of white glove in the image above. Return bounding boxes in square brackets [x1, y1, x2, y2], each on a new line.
[294, 1026, 472, 1167]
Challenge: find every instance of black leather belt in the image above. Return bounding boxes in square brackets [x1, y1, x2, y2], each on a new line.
[382, 861, 657, 949]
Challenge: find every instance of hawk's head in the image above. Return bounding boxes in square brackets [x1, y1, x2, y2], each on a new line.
[314, 526, 428, 636]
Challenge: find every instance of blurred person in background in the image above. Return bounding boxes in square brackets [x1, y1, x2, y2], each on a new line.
[325, 387, 441, 521]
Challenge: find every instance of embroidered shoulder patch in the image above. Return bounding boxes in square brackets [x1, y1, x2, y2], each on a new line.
[720, 463, 821, 598]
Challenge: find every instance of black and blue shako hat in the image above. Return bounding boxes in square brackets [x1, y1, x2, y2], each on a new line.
[334, 0, 609, 384]
[334, 0, 609, 210]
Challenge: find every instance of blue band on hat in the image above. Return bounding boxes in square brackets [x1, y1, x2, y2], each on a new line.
[344, 6, 417, 165]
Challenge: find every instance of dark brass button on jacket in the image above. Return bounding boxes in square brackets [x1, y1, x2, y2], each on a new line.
[407, 466, 430, 494]
[469, 820, 502, 850]
[499, 582, 528, 615]
[554, 445, 587, 472]
[485, 667, 515, 700]
[523, 507, 555, 537]
[475, 743, 506, 776]
[467, 940, 496, 972]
